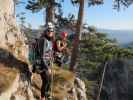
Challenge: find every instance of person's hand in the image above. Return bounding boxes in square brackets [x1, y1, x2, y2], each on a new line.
[48, 68, 52, 74]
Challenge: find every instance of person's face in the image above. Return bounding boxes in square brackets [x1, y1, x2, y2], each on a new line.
[61, 35, 67, 41]
[47, 31, 54, 38]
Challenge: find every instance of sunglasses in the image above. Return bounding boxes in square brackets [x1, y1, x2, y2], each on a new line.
[47, 29, 54, 32]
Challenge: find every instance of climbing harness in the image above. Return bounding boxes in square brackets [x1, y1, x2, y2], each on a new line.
[54, 52, 64, 63]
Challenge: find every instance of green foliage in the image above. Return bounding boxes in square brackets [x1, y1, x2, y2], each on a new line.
[88, 26, 97, 33]
[26, 0, 48, 12]
[113, 0, 133, 11]
[84, 80, 97, 100]
[71, 0, 103, 6]
[76, 31, 133, 99]
[17, 12, 26, 28]
[16, 12, 33, 39]
[79, 32, 133, 73]
[26, 0, 63, 12]
[71, 0, 133, 9]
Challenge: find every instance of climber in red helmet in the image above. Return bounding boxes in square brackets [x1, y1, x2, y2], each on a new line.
[61, 32, 68, 41]
[53, 31, 70, 67]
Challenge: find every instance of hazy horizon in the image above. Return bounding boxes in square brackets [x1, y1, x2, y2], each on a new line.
[16, 0, 133, 45]
[98, 29, 133, 44]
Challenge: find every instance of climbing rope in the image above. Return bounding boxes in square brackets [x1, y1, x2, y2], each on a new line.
[50, 51, 54, 100]
[96, 61, 108, 100]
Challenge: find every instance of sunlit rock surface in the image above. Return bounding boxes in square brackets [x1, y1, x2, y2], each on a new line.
[0, 0, 28, 61]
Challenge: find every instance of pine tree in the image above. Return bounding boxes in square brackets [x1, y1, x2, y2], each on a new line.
[114, 0, 133, 11]
[70, 0, 103, 71]
[77, 30, 133, 99]
[26, 0, 63, 23]
[70, 0, 133, 71]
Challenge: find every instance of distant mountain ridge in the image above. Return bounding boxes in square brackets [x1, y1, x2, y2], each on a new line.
[97, 29, 133, 45]
[23, 27, 133, 46]
[123, 41, 133, 48]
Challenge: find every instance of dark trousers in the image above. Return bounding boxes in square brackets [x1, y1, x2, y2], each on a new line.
[40, 70, 51, 98]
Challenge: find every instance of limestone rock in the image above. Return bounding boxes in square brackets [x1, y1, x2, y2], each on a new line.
[74, 78, 87, 100]
[0, 0, 28, 61]
[31, 67, 88, 100]
[0, 48, 34, 100]
[0, 1, 87, 100]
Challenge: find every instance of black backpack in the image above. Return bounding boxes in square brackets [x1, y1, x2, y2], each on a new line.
[32, 37, 52, 74]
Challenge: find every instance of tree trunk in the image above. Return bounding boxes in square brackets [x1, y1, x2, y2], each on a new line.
[46, 0, 55, 23]
[0, 0, 28, 61]
[70, 0, 84, 71]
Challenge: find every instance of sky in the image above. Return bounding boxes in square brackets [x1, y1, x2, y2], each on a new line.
[16, 0, 133, 30]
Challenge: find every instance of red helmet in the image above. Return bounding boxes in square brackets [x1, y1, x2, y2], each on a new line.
[61, 32, 68, 38]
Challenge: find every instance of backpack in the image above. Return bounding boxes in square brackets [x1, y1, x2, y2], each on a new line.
[32, 37, 53, 74]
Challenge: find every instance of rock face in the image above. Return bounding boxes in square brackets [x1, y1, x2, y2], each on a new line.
[0, 74, 35, 100]
[0, 1, 87, 100]
[0, 48, 34, 100]
[101, 58, 128, 100]
[74, 78, 87, 100]
[0, 48, 87, 100]
[0, 0, 28, 61]
[127, 59, 133, 100]
[31, 67, 87, 100]
[0, 0, 33, 99]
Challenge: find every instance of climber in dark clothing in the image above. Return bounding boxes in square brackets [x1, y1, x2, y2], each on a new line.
[32, 22, 55, 100]
[40, 22, 55, 100]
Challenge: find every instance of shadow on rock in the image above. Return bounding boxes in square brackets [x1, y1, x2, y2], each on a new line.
[0, 48, 32, 84]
